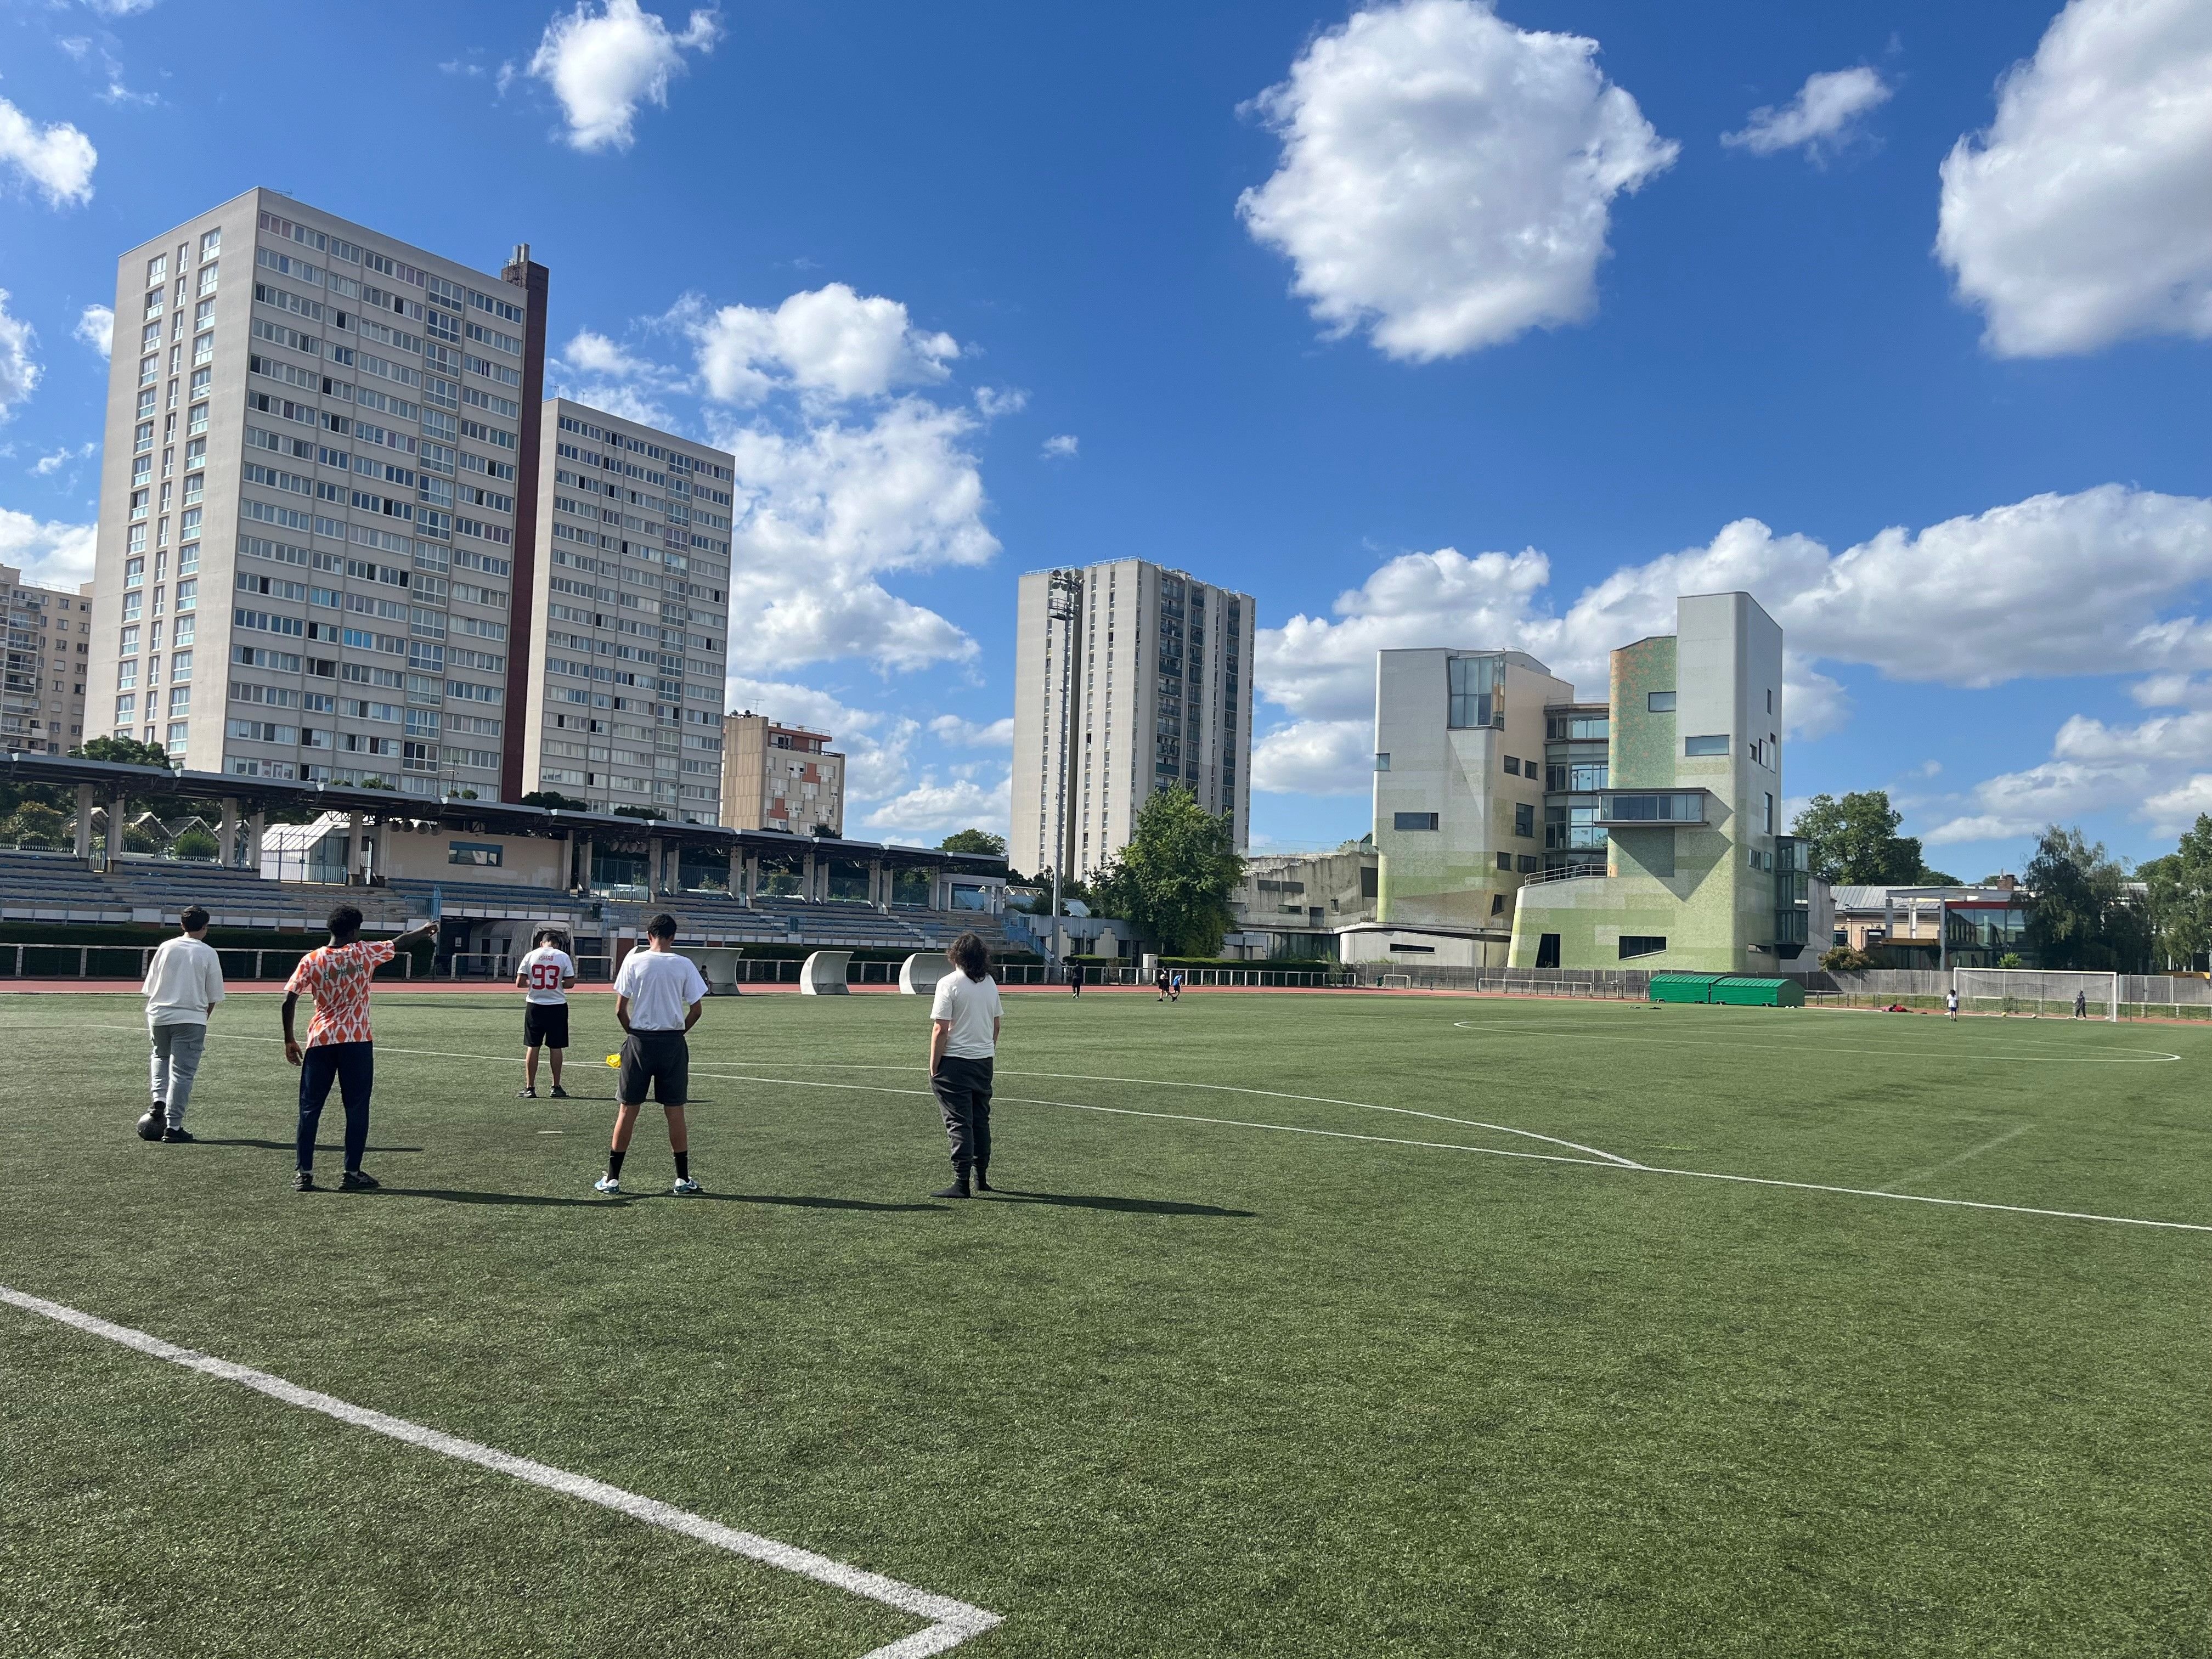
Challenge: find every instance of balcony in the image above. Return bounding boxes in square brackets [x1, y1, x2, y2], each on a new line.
[1594, 790, 1709, 827]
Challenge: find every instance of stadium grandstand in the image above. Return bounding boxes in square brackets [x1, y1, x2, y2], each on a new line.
[0, 751, 1009, 978]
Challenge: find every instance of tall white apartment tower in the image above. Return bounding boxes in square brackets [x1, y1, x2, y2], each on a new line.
[1011, 560, 1254, 882]
[86, 189, 548, 800]
[523, 399, 735, 824]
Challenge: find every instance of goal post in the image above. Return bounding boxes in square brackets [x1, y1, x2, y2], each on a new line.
[1380, 973, 1414, 990]
[1952, 967, 2118, 1022]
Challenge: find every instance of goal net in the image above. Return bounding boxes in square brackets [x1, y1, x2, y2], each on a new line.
[1953, 968, 2118, 1022]
[1380, 973, 1414, 990]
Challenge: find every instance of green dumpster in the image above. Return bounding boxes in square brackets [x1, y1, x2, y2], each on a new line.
[1709, 975, 1805, 1007]
[1649, 972, 1728, 1004]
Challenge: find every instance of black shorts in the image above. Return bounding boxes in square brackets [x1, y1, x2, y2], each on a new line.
[619, 1029, 690, 1107]
[523, 1003, 570, 1050]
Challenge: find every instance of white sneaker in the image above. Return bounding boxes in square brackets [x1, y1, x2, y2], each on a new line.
[672, 1176, 703, 1196]
[594, 1175, 621, 1194]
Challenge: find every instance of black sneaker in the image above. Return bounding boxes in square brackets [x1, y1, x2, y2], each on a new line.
[293, 1171, 316, 1192]
[549, 1084, 569, 1098]
[517, 1087, 538, 1098]
[161, 1126, 196, 1143]
[973, 1170, 995, 1193]
[932, 1178, 972, 1199]
[338, 1169, 380, 1191]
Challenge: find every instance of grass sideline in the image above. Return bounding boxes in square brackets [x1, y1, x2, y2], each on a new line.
[2, 989, 2207, 1657]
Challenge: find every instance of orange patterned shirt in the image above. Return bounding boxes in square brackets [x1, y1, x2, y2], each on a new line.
[284, 940, 397, 1047]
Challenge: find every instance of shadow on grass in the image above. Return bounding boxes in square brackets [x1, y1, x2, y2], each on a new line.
[191, 1138, 425, 1154]
[695, 1193, 949, 1214]
[373, 1186, 634, 1209]
[983, 1189, 1255, 1217]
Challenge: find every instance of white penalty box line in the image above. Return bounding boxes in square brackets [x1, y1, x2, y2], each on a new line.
[0, 1286, 1002, 1659]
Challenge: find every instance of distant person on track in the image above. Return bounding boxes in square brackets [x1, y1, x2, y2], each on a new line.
[139, 904, 225, 1143]
[929, 930, 1002, 1199]
[1068, 960, 1082, 997]
[281, 904, 436, 1192]
[515, 926, 577, 1098]
[1945, 986, 1959, 1020]
[600, 914, 707, 1197]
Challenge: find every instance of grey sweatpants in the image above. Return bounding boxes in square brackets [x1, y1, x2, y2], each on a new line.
[150, 1022, 208, 1128]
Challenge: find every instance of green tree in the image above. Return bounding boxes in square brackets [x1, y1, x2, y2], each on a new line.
[1090, 786, 1245, 956]
[1790, 791, 1955, 885]
[72, 735, 173, 769]
[2023, 824, 2151, 971]
[520, 791, 591, 811]
[172, 826, 221, 860]
[938, 828, 1007, 857]
[2141, 821, 2212, 969]
[1, 802, 68, 848]
[123, 820, 167, 854]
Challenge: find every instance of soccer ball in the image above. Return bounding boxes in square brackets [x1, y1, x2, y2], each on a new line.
[135, 1109, 164, 1141]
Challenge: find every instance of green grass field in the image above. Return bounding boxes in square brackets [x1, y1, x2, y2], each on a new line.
[2, 987, 2206, 1657]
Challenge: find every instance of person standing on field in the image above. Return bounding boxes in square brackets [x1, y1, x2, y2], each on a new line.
[515, 926, 577, 1098]
[929, 930, 1002, 1199]
[1945, 986, 1959, 1020]
[282, 904, 436, 1192]
[140, 904, 225, 1142]
[599, 914, 707, 1197]
[2074, 988, 2088, 1019]
[1155, 962, 1171, 1001]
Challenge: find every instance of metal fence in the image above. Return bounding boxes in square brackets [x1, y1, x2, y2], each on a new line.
[1818, 968, 2212, 1021]
[0, 943, 416, 981]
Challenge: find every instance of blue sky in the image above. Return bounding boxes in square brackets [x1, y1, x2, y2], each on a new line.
[3, 0, 2210, 874]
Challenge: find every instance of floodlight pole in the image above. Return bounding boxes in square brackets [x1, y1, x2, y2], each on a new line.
[1046, 568, 1082, 977]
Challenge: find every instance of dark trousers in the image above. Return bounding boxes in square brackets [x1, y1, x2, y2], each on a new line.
[932, 1054, 994, 1175]
[297, 1041, 374, 1172]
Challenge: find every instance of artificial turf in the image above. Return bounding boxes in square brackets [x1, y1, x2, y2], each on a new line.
[1, 987, 2205, 1657]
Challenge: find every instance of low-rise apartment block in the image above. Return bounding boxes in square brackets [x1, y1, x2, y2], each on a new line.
[720, 713, 845, 837]
[3, 563, 95, 755]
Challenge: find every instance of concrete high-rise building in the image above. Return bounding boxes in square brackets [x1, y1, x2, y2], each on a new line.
[520, 399, 734, 825]
[85, 189, 548, 801]
[2, 563, 96, 755]
[1011, 560, 1254, 882]
[719, 713, 845, 836]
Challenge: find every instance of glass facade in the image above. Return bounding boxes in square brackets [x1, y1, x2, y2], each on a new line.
[1446, 654, 1502, 730]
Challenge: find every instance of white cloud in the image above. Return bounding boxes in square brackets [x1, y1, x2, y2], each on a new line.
[32, 441, 95, 476]
[527, 0, 721, 153]
[974, 386, 1027, 418]
[1237, 0, 1676, 360]
[1252, 719, 1374, 797]
[555, 380, 673, 428]
[1256, 486, 2212, 795]
[1040, 434, 1077, 460]
[1722, 66, 1889, 157]
[74, 304, 112, 358]
[0, 97, 97, 208]
[721, 671, 919, 801]
[861, 773, 1011, 842]
[0, 292, 39, 419]
[83, 1, 162, 14]
[688, 283, 958, 404]
[1924, 707, 2212, 844]
[928, 714, 1013, 747]
[561, 328, 654, 377]
[0, 507, 95, 588]
[1937, 0, 2212, 356]
[711, 397, 997, 672]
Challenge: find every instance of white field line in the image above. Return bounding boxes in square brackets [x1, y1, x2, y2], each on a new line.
[1448, 1018, 2183, 1064]
[1877, 1121, 2036, 1194]
[0, 1285, 1001, 1659]
[57, 1029, 2212, 1235]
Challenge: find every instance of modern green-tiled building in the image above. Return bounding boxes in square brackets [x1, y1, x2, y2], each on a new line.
[1356, 592, 1808, 974]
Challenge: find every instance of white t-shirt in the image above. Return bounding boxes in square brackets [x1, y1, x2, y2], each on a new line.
[519, 945, 575, 1006]
[143, 935, 226, 1028]
[930, 971, 1001, 1060]
[614, 946, 708, 1031]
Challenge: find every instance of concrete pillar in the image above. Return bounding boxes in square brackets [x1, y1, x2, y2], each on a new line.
[579, 834, 594, 893]
[220, 797, 240, 868]
[106, 792, 126, 861]
[728, 840, 743, 899]
[743, 851, 759, 902]
[801, 849, 816, 902]
[348, 812, 364, 885]
[247, 809, 266, 874]
[870, 857, 885, 910]
[74, 782, 94, 859]
[648, 834, 665, 894]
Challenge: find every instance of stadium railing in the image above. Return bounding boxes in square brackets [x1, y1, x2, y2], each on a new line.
[0, 943, 416, 981]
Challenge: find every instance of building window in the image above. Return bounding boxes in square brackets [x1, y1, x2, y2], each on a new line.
[1684, 734, 1729, 757]
[1513, 803, 1534, 837]
[1392, 811, 1438, 832]
[447, 840, 504, 867]
[1496, 851, 1511, 871]
[1516, 854, 1538, 873]
[1447, 654, 1501, 730]
[1490, 893, 1506, 916]
[1373, 752, 1389, 772]
[1620, 935, 1667, 960]
[1503, 755, 1519, 775]
[1647, 691, 1676, 712]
